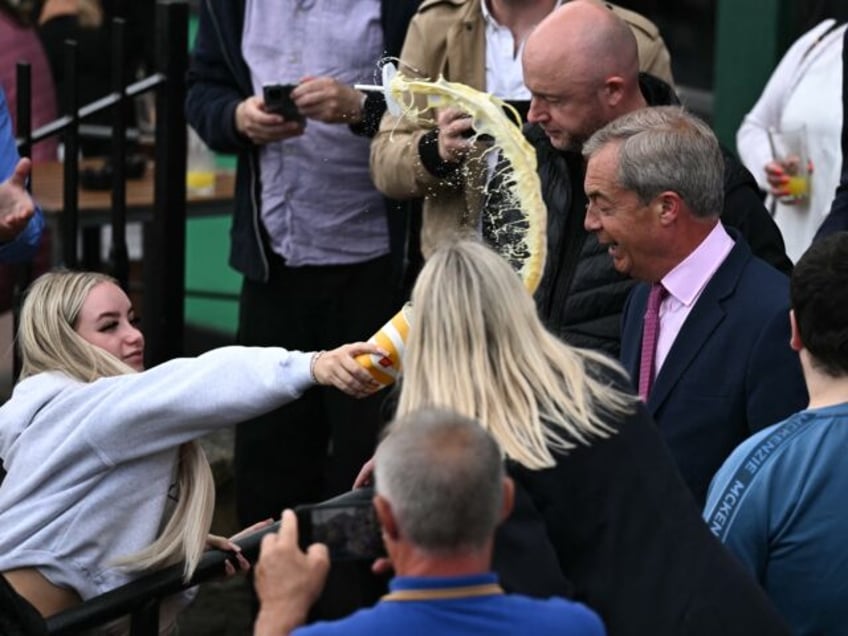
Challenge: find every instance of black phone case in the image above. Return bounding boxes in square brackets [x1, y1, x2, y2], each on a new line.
[263, 84, 303, 122]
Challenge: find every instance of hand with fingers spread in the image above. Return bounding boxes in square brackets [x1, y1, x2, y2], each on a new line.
[235, 96, 305, 145]
[311, 342, 387, 397]
[254, 509, 330, 636]
[436, 107, 474, 164]
[292, 76, 365, 124]
[0, 158, 36, 242]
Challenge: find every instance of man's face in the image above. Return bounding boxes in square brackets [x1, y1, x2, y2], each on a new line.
[524, 54, 610, 151]
[583, 143, 661, 281]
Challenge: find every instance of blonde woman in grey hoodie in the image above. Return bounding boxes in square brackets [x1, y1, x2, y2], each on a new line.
[0, 270, 382, 630]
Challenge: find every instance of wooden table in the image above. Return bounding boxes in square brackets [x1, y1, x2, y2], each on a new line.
[31, 160, 236, 266]
[32, 160, 236, 224]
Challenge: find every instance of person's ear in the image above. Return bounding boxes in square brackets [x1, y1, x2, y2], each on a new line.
[656, 191, 681, 226]
[374, 494, 399, 541]
[499, 477, 515, 522]
[789, 309, 803, 352]
[603, 76, 625, 107]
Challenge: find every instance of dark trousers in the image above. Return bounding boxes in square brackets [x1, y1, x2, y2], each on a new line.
[234, 253, 395, 527]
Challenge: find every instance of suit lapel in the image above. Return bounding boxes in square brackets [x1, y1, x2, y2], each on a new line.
[646, 239, 751, 413]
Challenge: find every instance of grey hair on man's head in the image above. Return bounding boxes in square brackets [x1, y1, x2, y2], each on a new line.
[374, 408, 505, 554]
[582, 106, 724, 218]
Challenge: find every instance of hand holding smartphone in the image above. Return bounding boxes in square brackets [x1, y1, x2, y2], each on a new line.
[295, 500, 385, 562]
[263, 83, 305, 124]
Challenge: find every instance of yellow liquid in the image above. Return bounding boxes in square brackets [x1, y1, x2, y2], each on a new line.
[785, 175, 809, 199]
[186, 170, 215, 195]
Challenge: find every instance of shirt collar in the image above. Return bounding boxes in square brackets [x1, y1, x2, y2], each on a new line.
[661, 222, 735, 307]
[480, 0, 566, 28]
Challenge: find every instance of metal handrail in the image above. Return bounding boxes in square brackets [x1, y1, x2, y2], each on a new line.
[44, 489, 374, 634]
[46, 522, 275, 635]
[16, 74, 166, 150]
[12, 0, 189, 368]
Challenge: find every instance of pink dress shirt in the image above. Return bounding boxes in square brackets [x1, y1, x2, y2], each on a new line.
[655, 222, 735, 374]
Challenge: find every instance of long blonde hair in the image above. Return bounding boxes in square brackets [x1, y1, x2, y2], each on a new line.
[18, 270, 215, 580]
[397, 240, 636, 469]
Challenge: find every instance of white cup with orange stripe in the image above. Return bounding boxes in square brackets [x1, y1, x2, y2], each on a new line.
[355, 303, 412, 388]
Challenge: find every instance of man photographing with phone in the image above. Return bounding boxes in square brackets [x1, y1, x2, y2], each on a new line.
[252, 408, 604, 635]
[185, 4, 420, 604]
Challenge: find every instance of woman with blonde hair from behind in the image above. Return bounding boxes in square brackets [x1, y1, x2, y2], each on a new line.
[0, 270, 383, 633]
[393, 240, 791, 636]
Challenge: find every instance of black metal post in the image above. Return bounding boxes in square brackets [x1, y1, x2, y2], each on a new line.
[15, 63, 32, 159]
[109, 18, 130, 290]
[146, 0, 188, 366]
[61, 39, 80, 269]
[12, 62, 34, 380]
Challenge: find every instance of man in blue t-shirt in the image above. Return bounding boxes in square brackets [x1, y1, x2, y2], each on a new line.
[253, 408, 605, 636]
[705, 232, 848, 635]
[0, 87, 43, 263]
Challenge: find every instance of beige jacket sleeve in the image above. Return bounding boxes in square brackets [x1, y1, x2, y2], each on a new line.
[607, 3, 675, 87]
[369, 17, 453, 200]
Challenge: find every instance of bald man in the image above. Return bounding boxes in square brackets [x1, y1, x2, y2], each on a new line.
[524, 0, 791, 356]
[370, 0, 674, 261]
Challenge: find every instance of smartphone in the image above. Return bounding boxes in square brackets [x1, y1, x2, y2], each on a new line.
[295, 501, 385, 561]
[262, 83, 304, 123]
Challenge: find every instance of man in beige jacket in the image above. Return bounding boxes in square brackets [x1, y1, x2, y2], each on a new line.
[369, 0, 674, 257]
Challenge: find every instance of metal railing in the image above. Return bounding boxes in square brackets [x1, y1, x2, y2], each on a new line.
[14, 0, 189, 367]
[47, 521, 270, 636]
[46, 519, 274, 635]
[42, 488, 373, 634]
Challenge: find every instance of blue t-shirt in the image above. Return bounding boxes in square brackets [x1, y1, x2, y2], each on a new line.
[0, 88, 44, 263]
[293, 572, 605, 635]
[704, 403, 848, 635]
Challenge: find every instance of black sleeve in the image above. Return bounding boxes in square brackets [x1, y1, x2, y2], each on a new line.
[719, 148, 794, 274]
[815, 26, 848, 239]
[493, 477, 575, 599]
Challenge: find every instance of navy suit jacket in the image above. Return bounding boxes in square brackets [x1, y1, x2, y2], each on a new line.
[621, 232, 808, 505]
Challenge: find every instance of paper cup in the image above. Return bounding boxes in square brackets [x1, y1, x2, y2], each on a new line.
[355, 303, 412, 387]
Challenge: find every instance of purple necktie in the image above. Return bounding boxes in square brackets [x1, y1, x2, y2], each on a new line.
[638, 283, 667, 401]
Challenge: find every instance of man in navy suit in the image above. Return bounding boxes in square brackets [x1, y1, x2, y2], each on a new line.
[582, 106, 808, 505]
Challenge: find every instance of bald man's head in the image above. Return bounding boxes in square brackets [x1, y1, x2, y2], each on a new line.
[523, 0, 644, 150]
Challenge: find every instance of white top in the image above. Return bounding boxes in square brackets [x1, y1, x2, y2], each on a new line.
[736, 19, 846, 263]
[0, 346, 314, 601]
[481, 0, 530, 100]
[480, 0, 564, 99]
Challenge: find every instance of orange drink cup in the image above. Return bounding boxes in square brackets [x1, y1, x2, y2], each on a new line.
[356, 303, 412, 387]
[767, 125, 811, 203]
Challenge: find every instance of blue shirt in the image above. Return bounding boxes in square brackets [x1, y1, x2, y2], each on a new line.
[0, 88, 44, 263]
[241, 0, 388, 267]
[293, 572, 605, 635]
[704, 403, 848, 635]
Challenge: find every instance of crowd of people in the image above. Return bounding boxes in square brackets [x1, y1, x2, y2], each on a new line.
[1, 1, 848, 635]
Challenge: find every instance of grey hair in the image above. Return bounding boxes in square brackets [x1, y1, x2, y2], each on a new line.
[374, 408, 505, 554]
[582, 106, 724, 218]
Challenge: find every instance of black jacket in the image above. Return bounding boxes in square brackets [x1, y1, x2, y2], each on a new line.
[185, 0, 420, 283]
[530, 74, 793, 357]
[817, 25, 848, 238]
[493, 365, 791, 636]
